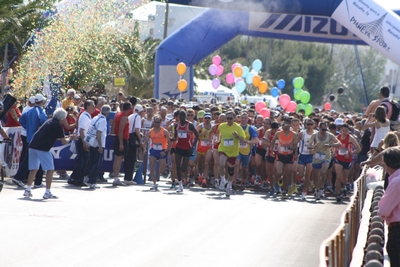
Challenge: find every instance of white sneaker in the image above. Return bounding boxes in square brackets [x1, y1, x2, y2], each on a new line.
[226, 184, 232, 197]
[219, 179, 226, 191]
[176, 181, 183, 193]
[150, 184, 158, 190]
[301, 192, 306, 200]
[318, 189, 325, 198]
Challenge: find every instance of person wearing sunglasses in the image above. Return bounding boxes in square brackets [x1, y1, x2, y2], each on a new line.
[307, 122, 341, 201]
[296, 119, 318, 200]
[215, 111, 245, 197]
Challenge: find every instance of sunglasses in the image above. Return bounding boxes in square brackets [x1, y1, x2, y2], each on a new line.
[227, 117, 234, 120]
[321, 128, 328, 131]
[307, 124, 314, 126]
[204, 117, 211, 119]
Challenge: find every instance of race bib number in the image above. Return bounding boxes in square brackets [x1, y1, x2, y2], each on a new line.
[338, 148, 348, 156]
[315, 152, 326, 160]
[224, 139, 234, 147]
[153, 143, 163, 150]
[240, 141, 248, 148]
[201, 140, 209, 146]
[273, 140, 279, 151]
[178, 130, 187, 139]
[280, 146, 291, 153]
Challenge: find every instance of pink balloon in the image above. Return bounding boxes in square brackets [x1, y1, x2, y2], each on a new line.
[226, 73, 235, 85]
[324, 102, 331, 111]
[259, 108, 270, 118]
[279, 94, 291, 108]
[212, 78, 220, 89]
[216, 65, 224, 76]
[209, 64, 217, 76]
[286, 101, 297, 112]
[255, 101, 267, 113]
[212, 55, 222, 66]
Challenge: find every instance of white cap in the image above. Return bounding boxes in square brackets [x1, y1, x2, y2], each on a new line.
[135, 104, 144, 113]
[346, 114, 353, 119]
[34, 93, 46, 102]
[29, 96, 36, 104]
[335, 118, 344, 126]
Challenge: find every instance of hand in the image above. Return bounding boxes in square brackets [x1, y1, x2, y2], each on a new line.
[98, 147, 103, 154]
[344, 154, 350, 159]
[324, 144, 331, 148]
[119, 144, 124, 151]
[360, 160, 370, 167]
[83, 142, 89, 151]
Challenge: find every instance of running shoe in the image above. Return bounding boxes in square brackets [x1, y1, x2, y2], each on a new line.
[269, 187, 275, 196]
[170, 182, 176, 190]
[336, 194, 342, 202]
[176, 183, 183, 193]
[23, 189, 32, 197]
[261, 181, 268, 190]
[33, 183, 45, 189]
[318, 189, 325, 198]
[281, 192, 288, 199]
[301, 192, 307, 200]
[315, 190, 321, 201]
[12, 178, 25, 188]
[325, 185, 333, 193]
[226, 185, 232, 197]
[150, 184, 158, 191]
[219, 179, 226, 191]
[43, 192, 58, 199]
[112, 178, 126, 186]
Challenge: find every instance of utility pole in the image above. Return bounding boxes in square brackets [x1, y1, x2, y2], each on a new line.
[163, 0, 169, 39]
[1, 43, 9, 97]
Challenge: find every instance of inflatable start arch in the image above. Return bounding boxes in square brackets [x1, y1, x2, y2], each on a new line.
[155, 0, 400, 100]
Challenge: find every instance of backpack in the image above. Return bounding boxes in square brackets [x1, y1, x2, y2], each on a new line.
[380, 100, 400, 130]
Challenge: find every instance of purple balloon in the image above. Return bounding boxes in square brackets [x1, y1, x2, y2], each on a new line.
[212, 55, 221, 66]
[209, 64, 217, 76]
[212, 78, 220, 89]
[216, 65, 224, 76]
[226, 73, 234, 85]
[235, 78, 243, 84]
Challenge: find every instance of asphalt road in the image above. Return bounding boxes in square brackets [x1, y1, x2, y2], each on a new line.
[0, 176, 348, 267]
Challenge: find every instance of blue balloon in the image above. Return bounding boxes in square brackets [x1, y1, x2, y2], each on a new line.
[236, 81, 246, 93]
[293, 88, 297, 94]
[252, 59, 262, 72]
[271, 87, 279, 97]
[292, 77, 297, 86]
[242, 66, 250, 78]
[277, 79, 285, 89]
[245, 73, 254, 85]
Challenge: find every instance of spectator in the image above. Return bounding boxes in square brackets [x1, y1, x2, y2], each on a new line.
[62, 88, 76, 110]
[5, 102, 21, 127]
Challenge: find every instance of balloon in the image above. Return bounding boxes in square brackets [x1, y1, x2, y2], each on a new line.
[235, 77, 243, 84]
[338, 87, 344, 94]
[293, 88, 297, 94]
[329, 94, 335, 101]
[241, 66, 250, 78]
[271, 87, 279, 97]
[255, 101, 267, 113]
[209, 64, 218, 76]
[226, 73, 235, 85]
[252, 59, 262, 72]
[259, 108, 270, 118]
[252, 75, 261, 87]
[231, 63, 241, 72]
[176, 62, 187, 76]
[304, 104, 313, 116]
[259, 81, 268, 94]
[236, 81, 246, 93]
[294, 89, 304, 100]
[234, 66, 243, 77]
[286, 101, 297, 112]
[216, 65, 224, 76]
[279, 94, 291, 108]
[177, 79, 187, 92]
[324, 102, 331, 111]
[212, 78, 220, 89]
[297, 103, 306, 112]
[277, 79, 285, 90]
[294, 77, 305, 89]
[292, 77, 296, 86]
[300, 91, 311, 104]
[212, 55, 221, 66]
[245, 73, 254, 85]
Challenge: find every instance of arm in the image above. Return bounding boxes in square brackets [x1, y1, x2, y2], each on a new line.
[350, 135, 362, 155]
[270, 132, 279, 151]
[143, 131, 150, 150]
[165, 129, 171, 153]
[0, 127, 9, 139]
[96, 130, 103, 154]
[61, 119, 76, 131]
[118, 117, 128, 151]
[189, 123, 199, 147]
[378, 180, 400, 220]
[329, 134, 342, 148]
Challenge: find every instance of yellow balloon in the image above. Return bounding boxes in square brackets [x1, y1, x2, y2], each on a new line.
[178, 79, 187, 92]
[233, 66, 243, 78]
[259, 81, 268, 94]
[252, 75, 261, 87]
[176, 62, 187, 76]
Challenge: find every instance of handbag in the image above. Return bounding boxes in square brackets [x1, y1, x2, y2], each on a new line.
[129, 114, 140, 147]
[69, 140, 77, 154]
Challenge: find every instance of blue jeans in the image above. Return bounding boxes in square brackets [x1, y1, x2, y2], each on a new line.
[88, 146, 103, 184]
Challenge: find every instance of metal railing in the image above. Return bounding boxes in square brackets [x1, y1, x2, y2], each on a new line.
[319, 166, 368, 267]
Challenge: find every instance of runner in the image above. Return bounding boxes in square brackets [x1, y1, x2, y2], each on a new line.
[143, 115, 171, 190]
[308, 122, 341, 201]
[195, 113, 213, 186]
[174, 110, 199, 193]
[216, 111, 245, 197]
[334, 123, 361, 202]
[209, 113, 226, 187]
[262, 121, 279, 195]
[270, 118, 299, 198]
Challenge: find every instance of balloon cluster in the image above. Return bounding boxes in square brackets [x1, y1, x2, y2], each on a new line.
[209, 55, 224, 89]
[292, 77, 313, 116]
[176, 62, 187, 92]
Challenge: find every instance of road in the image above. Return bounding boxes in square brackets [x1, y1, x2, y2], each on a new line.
[0, 176, 348, 267]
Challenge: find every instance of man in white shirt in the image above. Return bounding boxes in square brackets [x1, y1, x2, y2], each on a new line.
[68, 100, 95, 186]
[84, 105, 110, 189]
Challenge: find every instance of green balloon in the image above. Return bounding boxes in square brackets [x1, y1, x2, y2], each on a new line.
[294, 77, 304, 89]
[304, 104, 313, 116]
[294, 89, 304, 100]
[296, 103, 306, 112]
[300, 91, 311, 104]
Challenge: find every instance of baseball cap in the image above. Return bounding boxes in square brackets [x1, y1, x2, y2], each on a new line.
[197, 110, 205, 119]
[74, 94, 81, 100]
[346, 114, 353, 119]
[29, 96, 36, 104]
[335, 118, 344, 126]
[135, 104, 144, 112]
[34, 93, 46, 102]
[204, 113, 212, 119]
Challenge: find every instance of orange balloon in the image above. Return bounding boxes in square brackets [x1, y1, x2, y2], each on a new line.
[178, 79, 187, 92]
[259, 81, 268, 94]
[176, 62, 187, 76]
[252, 75, 261, 87]
[233, 66, 243, 77]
